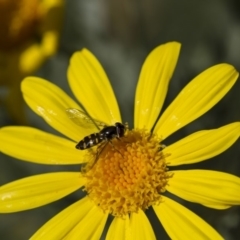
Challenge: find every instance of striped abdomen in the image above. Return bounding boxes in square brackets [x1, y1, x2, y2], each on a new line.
[76, 133, 104, 150]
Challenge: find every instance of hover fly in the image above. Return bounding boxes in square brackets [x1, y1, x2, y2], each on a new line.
[66, 108, 127, 154]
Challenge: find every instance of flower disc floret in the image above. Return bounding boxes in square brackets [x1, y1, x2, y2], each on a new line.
[83, 129, 170, 217]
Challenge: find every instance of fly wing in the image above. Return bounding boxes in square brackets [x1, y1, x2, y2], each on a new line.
[66, 108, 106, 131]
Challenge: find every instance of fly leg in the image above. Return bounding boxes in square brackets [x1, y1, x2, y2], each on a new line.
[108, 140, 125, 158]
[93, 142, 108, 166]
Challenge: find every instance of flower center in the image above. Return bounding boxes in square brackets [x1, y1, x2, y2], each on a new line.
[83, 129, 170, 217]
[0, 0, 42, 50]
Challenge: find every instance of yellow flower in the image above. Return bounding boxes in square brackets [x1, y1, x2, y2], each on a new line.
[0, 0, 64, 124]
[0, 42, 240, 239]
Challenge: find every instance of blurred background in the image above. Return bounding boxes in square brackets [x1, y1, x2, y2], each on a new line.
[0, 0, 240, 239]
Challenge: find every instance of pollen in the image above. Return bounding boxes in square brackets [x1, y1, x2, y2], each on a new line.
[83, 129, 171, 217]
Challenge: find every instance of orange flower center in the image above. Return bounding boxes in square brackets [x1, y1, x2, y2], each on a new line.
[83, 129, 170, 217]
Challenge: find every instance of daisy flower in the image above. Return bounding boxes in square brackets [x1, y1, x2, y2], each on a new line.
[0, 42, 240, 239]
[0, 0, 64, 124]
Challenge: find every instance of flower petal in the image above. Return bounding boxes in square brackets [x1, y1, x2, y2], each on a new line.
[106, 216, 130, 240]
[154, 64, 239, 139]
[134, 42, 181, 130]
[153, 196, 223, 240]
[20, 44, 45, 73]
[63, 199, 108, 240]
[164, 122, 240, 166]
[129, 210, 156, 240]
[31, 197, 107, 240]
[21, 77, 92, 142]
[68, 49, 121, 125]
[0, 126, 87, 164]
[167, 170, 240, 209]
[0, 172, 84, 213]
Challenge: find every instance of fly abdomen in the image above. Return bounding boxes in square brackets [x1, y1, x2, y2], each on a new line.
[76, 133, 103, 150]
